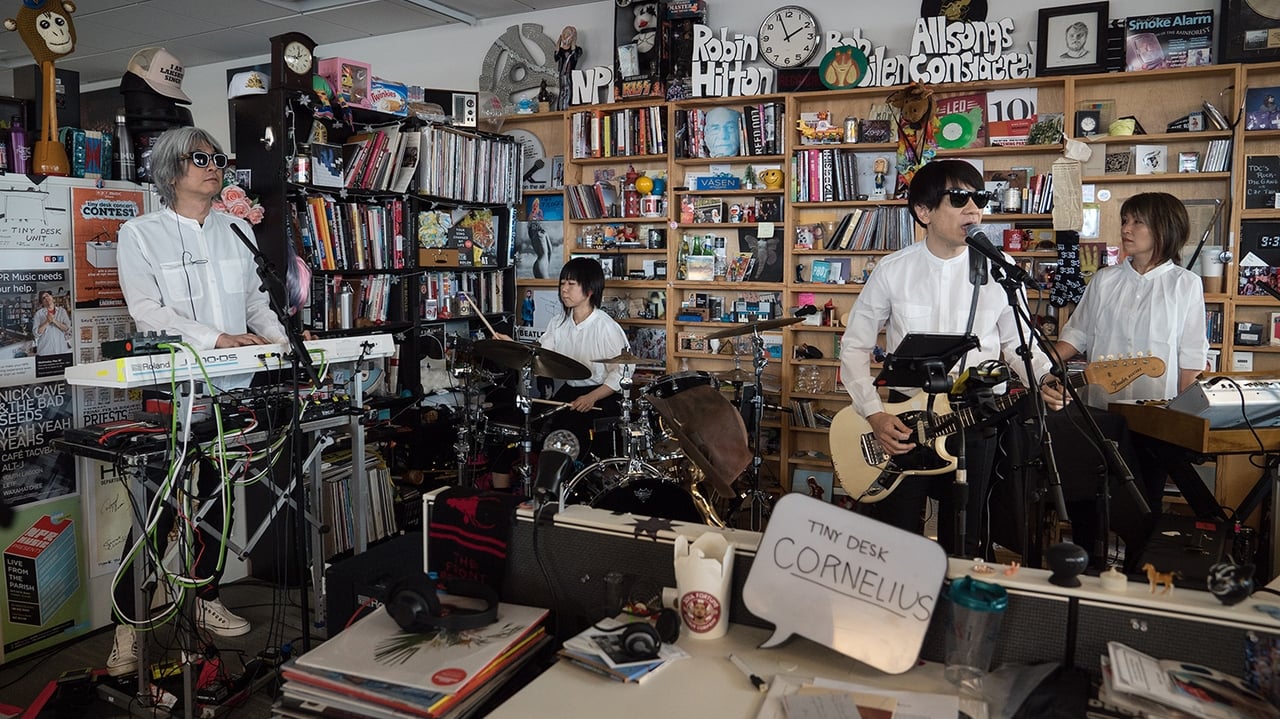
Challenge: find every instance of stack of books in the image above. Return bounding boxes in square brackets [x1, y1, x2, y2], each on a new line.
[556, 617, 689, 684]
[274, 602, 550, 718]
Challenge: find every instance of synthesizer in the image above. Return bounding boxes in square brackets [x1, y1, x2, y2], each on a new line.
[1166, 377, 1280, 429]
[66, 334, 395, 389]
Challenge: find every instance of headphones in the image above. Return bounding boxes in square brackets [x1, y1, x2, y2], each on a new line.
[384, 574, 500, 634]
[597, 608, 680, 661]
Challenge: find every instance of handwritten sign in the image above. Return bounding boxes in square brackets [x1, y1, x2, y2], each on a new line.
[1245, 155, 1280, 209]
[742, 493, 946, 674]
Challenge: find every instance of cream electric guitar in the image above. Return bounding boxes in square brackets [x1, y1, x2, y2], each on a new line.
[829, 356, 1165, 503]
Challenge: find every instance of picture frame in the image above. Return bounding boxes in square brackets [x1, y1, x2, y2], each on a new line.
[1220, 0, 1280, 64]
[790, 468, 834, 503]
[550, 154, 565, 189]
[1036, 3, 1109, 76]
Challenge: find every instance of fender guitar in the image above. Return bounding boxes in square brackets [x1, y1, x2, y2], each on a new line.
[829, 356, 1165, 503]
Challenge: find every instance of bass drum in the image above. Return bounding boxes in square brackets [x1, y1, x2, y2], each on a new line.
[560, 458, 706, 524]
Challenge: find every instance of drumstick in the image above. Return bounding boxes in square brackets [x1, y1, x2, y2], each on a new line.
[532, 398, 601, 410]
[458, 292, 498, 337]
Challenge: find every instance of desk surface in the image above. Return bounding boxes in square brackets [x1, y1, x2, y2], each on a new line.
[488, 623, 970, 719]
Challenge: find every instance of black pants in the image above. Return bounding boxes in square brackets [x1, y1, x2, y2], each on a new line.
[490, 384, 622, 472]
[112, 455, 230, 625]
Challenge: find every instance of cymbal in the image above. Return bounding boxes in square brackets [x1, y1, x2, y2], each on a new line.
[704, 316, 804, 340]
[714, 368, 756, 384]
[472, 339, 591, 380]
[592, 349, 654, 366]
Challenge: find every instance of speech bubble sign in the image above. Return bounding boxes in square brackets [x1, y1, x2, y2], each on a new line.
[742, 493, 947, 674]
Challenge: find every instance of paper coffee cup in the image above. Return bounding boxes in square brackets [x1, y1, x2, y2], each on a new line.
[1200, 247, 1224, 294]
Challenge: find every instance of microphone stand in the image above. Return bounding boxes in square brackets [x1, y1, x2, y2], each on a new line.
[230, 223, 322, 651]
[986, 262, 1070, 538]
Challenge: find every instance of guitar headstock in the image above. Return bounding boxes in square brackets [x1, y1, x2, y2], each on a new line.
[1083, 354, 1168, 394]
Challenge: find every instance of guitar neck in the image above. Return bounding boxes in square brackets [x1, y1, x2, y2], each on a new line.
[923, 371, 1083, 442]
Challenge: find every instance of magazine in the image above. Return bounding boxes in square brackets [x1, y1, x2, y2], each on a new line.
[1106, 642, 1278, 719]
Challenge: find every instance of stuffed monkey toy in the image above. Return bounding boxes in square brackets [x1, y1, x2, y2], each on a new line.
[4, 0, 76, 176]
[886, 82, 938, 198]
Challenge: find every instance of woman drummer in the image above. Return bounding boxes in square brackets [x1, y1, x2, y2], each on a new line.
[490, 257, 630, 491]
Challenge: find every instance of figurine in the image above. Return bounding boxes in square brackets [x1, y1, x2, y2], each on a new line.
[760, 168, 784, 190]
[555, 26, 582, 111]
[1142, 562, 1179, 595]
[521, 289, 535, 326]
[743, 165, 758, 189]
[872, 156, 889, 200]
[537, 79, 553, 111]
[1207, 562, 1254, 606]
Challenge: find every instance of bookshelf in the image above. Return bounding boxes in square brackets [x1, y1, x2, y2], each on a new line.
[509, 63, 1263, 516]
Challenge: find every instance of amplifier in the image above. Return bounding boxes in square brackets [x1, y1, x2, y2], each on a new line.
[1166, 377, 1280, 428]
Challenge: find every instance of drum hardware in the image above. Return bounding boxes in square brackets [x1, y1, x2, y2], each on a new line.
[733, 322, 791, 531]
[703, 316, 804, 340]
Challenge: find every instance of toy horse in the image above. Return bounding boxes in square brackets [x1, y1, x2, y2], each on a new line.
[4, 0, 76, 176]
[1142, 562, 1179, 595]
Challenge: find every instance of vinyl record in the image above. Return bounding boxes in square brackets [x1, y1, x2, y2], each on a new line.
[936, 111, 977, 149]
[504, 128, 548, 187]
[1246, 0, 1280, 21]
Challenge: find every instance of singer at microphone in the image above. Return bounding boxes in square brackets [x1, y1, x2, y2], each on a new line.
[965, 226, 1037, 287]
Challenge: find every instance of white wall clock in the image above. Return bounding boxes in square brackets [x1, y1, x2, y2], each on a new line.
[758, 6, 821, 69]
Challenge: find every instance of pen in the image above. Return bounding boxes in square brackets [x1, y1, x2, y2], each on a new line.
[727, 653, 767, 693]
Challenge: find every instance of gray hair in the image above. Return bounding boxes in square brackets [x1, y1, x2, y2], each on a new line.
[149, 127, 224, 207]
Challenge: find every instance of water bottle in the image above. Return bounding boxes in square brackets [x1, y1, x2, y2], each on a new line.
[9, 118, 27, 174]
[114, 114, 135, 182]
[338, 284, 355, 329]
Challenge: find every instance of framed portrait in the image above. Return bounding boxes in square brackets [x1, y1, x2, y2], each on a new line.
[1220, 0, 1280, 64]
[1036, 2, 1109, 76]
[790, 469, 834, 503]
[550, 154, 565, 189]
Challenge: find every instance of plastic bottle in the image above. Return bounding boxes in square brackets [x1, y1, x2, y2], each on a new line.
[9, 118, 27, 174]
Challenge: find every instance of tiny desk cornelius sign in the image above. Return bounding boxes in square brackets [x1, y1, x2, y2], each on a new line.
[742, 493, 947, 674]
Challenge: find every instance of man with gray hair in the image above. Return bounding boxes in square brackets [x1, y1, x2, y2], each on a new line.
[108, 126, 287, 676]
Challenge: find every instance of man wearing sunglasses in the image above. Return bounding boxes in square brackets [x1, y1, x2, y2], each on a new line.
[108, 127, 288, 676]
[838, 159, 1053, 558]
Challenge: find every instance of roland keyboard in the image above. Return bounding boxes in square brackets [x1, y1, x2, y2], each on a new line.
[65, 334, 395, 389]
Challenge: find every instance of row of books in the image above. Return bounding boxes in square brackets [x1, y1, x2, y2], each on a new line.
[1202, 139, 1232, 173]
[318, 449, 398, 560]
[417, 124, 519, 205]
[1206, 308, 1224, 345]
[821, 206, 915, 252]
[673, 101, 784, 159]
[276, 602, 550, 719]
[1023, 172, 1054, 214]
[570, 105, 668, 159]
[296, 196, 410, 271]
[338, 124, 420, 193]
[310, 274, 405, 331]
[565, 182, 620, 220]
[791, 148, 886, 203]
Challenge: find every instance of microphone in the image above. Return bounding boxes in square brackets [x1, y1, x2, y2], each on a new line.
[522, 159, 545, 183]
[965, 226, 1036, 288]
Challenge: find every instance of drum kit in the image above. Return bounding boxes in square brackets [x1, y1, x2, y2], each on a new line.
[450, 316, 800, 528]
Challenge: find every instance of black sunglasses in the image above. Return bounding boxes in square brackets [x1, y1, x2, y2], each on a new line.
[182, 151, 229, 169]
[944, 188, 991, 209]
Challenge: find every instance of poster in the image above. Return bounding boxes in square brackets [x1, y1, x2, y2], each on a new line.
[1124, 11, 1214, 71]
[0, 253, 73, 383]
[70, 186, 144, 309]
[0, 380, 74, 509]
[0, 494, 91, 663]
[0, 182, 69, 251]
[515, 194, 565, 280]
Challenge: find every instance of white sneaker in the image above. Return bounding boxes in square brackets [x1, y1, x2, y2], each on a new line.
[197, 598, 251, 637]
[106, 625, 137, 677]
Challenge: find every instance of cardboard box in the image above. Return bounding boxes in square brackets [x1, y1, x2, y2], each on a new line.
[318, 57, 372, 109]
[369, 78, 408, 116]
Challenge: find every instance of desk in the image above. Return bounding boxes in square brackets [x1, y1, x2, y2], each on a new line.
[1109, 401, 1280, 578]
[488, 623, 975, 719]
